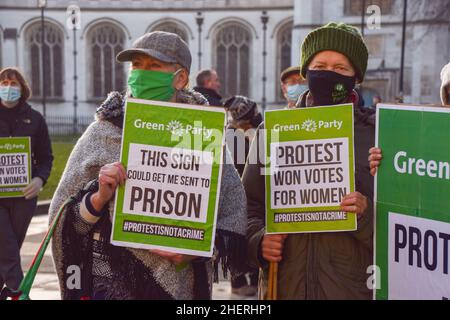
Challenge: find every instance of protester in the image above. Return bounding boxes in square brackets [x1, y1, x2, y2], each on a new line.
[0, 67, 53, 291]
[394, 95, 404, 104]
[280, 66, 308, 108]
[48, 31, 247, 300]
[372, 95, 382, 109]
[244, 22, 375, 299]
[194, 69, 223, 106]
[224, 95, 262, 297]
[224, 95, 262, 176]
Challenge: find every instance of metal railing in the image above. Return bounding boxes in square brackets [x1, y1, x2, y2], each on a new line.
[45, 115, 94, 136]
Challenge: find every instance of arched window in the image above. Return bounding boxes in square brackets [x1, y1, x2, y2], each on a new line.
[149, 21, 189, 43]
[277, 22, 293, 101]
[214, 23, 251, 99]
[26, 22, 64, 99]
[87, 23, 125, 99]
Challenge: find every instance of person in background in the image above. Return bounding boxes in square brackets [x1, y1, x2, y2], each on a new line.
[394, 95, 404, 104]
[280, 66, 308, 108]
[225, 95, 262, 176]
[224, 95, 262, 297]
[0, 67, 53, 291]
[194, 69, 223, 107]
[372, 95, 382, 109]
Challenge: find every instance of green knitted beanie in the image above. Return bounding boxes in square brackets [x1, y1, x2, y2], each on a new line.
[300, 22, 369, 81]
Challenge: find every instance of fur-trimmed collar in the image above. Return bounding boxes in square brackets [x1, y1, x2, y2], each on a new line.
[95, 89, 209, 121]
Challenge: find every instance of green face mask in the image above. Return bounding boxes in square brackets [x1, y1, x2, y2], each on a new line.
[127, 68, 180, 101]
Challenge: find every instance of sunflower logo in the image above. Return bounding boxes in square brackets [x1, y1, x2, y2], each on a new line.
[332, 83, 347, 102]
[166, 120, 184, 136]
[335, 83, 344, 91]
[301, 119, 317, 132]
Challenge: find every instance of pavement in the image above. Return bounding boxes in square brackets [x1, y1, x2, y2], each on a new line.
[19, 214, 257, 300]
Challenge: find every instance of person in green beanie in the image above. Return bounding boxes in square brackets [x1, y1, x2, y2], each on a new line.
[243, 22, 375, 299]
[297, 22, 368, 107]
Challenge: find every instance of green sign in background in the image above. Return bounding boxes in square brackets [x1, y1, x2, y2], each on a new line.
[111, 99, 225, 256]
[375, 105, 450, 300]
[264, 104, 356, 233]
[0, 137, 31, 198]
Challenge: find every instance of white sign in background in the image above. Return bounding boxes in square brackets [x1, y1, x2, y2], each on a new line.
[123, 143, 213, 223]
[388, 212, 450, 300]
[269, 137, 350, 209]
[0, 152, 29, 186]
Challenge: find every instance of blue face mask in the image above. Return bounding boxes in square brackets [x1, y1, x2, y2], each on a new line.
[287, 84, 308, 102]
[0, 86, 21, 103]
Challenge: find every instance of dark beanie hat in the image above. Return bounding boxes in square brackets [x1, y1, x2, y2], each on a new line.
[300, 22, 369, 81]
[224, 95, 257, 121]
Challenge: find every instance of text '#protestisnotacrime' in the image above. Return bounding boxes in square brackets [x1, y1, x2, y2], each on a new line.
[122, 220, 205, 240]
[274, 211, 348, 223]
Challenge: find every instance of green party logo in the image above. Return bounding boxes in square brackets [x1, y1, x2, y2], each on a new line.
[301, 119, 317, 132]
[332, 83, 347, 103]
[166, 120, 184, 137]
[272, 118, 343, 133]
[134, 118, 213, 139]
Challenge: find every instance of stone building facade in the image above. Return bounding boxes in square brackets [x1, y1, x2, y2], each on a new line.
[0, 0, 294, 119]
[0, 0, 448, 123]
[293, 0, 450, 105]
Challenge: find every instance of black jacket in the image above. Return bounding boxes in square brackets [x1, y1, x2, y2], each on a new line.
[193, 87, 223, 107]
[0, 101, 53, 184]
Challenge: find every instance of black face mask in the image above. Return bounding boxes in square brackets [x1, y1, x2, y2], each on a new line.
[250, 112, 263, 128]
[307, 70, 356, 106]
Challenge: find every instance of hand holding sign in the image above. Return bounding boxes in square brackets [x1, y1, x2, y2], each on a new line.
[149, 249, 198, 266]
[265, 104, 357, 233]
[340, 192, 367, 220]
[111, 99, 226, 257]
[369, 147, 383, 176]
[23, 177, 43, 199]
[92, 162, 126, 210]
[262, 234, 288, 262]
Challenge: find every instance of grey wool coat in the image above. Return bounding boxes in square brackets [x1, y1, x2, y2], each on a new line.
[48, 89, 247, 299]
